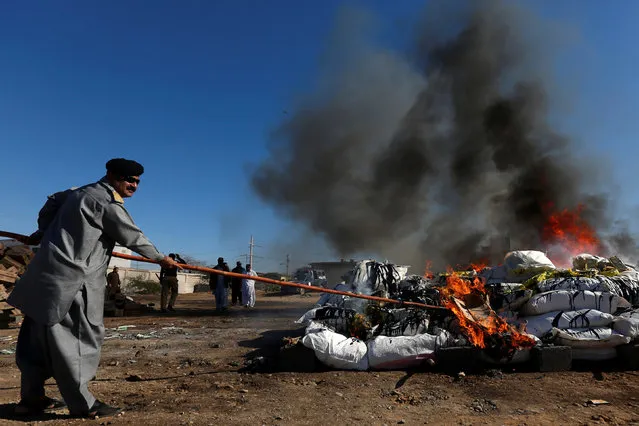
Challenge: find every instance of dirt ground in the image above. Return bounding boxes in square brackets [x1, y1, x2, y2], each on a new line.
[0, 291, 638, 426]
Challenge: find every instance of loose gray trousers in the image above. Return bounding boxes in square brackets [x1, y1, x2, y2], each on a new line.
[16, 287, 104, 414]
[214, 282, 227, 311]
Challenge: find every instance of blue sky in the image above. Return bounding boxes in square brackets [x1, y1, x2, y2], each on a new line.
[1, 1, 638, 272]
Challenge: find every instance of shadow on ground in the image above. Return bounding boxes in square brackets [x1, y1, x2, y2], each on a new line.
[0, 403, 68, 422]
[237, 327, 319, 373]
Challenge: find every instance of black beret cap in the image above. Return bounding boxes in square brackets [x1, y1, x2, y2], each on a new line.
[106, 158, 144, 176]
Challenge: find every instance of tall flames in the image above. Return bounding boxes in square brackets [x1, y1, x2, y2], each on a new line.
[542, 203, 601, 266]
[428, 204, 603, 352]
[440, 268, 535, 350]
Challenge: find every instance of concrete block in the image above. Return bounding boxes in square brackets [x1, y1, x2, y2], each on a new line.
[531, 346, 572, 372]
[616, 343, 639, 371]
[436, 346, 480, 373]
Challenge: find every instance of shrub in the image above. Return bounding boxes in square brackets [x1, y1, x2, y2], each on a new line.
[264, 283, 281, 294]
[127, 276, 161, 294]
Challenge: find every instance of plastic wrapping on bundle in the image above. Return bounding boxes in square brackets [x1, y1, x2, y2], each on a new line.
[550, 327, 630, 349]
[612, 308, 639, 339]
[503, 250, 556, 282]
[520, 309, 615, 338]
[302, 322, 369, 370]
[520, 290, 631, 316]
[488, 283, 533, 312]
[296, 306, 358, 335]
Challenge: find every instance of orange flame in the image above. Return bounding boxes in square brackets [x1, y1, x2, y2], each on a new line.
[441, 269, 535, 349]
[469, 261, 488, 273]
[542, 204, 600, 255]
[423, 260, 434, 280]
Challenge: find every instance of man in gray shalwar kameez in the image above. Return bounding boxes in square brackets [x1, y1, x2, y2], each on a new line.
[8, 158, 181, 419]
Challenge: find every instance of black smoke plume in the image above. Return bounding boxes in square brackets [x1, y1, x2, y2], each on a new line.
[251, 0, 636, 269]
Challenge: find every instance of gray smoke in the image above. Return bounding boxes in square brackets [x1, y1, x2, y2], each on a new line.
[251, 0, 637, 269]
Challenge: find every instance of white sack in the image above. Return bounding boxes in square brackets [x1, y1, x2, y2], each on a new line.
[367, 330, 453, 370]
[612, 308, 639, 339]
[504, 250, 555, 281]
[520, 290, 630, 316]
[296, 308, 320, 325]
[606, 272, 639, 307]
[302, 325, 369, 370]
[522, 309, 615, 338]
[572, 254, 611, 271]
[537, 277, 609, 293]
[495, 289, 534, 312]
[375, 308, 430, 337]
[551, 327, 630, 349]
[538, 275, 639, 307]
[305, 320, 326, 334]
[297, 306, 357, 334]
[349, 260, 404, 298]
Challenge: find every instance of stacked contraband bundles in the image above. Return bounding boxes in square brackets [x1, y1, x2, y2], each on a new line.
[487, 251, 638, 361]
[296, 260, 495, 370]
[295, 253, 639, 371]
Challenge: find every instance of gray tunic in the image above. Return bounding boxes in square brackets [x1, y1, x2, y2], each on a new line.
[8, 177, 164, 326]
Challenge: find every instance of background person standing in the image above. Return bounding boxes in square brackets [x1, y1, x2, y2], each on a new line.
[106, 266, 121, 300]
[242, 264, 258, 308]
[159, 253, 185, 312]
[231, 261, 245, 305]
[210, 257, 230, 313]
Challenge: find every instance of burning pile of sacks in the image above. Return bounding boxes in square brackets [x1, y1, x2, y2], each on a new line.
[488, 251, 639, 361]
[295, 251, 639, 370]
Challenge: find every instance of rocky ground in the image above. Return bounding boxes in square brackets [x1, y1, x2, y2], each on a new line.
[0, 291, 637, 425]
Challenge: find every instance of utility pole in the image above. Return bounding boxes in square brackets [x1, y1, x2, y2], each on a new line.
[249, 235, 254, 267]
[248, 235, 261, 267]
[286, 253, 290, 277]
[239, 236, 262, 269]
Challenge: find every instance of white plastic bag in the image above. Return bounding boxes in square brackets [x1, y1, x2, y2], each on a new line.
[612, 309, 639, 339]
[296, 308, 320, 325]
[494, 289, 533, 312]
[520, 290, 630, 316]
[551, 327, 630, 349]
[522, 309, 615, 338]
[305, 320, 326, 334]
[572, 254, 610, 270]
[536, 277, 609, 293]
[367, 330, 453, 370]
[504, 250, 555, 281]
[297, 306, 357, 334]
[302, 325, 369, 370]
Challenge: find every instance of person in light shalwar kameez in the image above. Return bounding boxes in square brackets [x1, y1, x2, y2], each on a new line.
[242, 263, 258, 308]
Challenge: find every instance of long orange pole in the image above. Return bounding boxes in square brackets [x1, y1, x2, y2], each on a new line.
[111, 252, 447, 310]
[0, 230, 446, 310]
